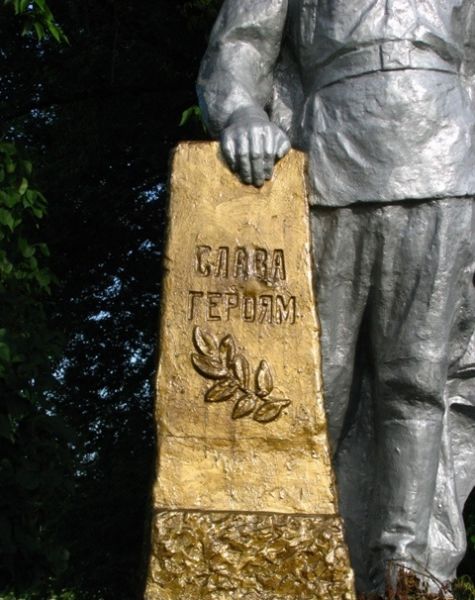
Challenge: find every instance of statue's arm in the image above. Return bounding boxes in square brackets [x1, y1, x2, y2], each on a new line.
[197, 0, 291, 187]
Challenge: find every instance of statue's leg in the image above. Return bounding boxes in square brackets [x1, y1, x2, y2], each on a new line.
[367, 198, 474, 591]
[310, 206, 373, 451]
[428, 202, 475, 582]
[311, 205, 382, 591]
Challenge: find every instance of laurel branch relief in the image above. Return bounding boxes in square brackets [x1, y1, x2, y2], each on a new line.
[190, 326, 291, 424]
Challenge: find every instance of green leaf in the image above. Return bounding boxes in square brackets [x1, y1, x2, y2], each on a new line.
[22, 160, 33, 175]
[35, 269, 52, 289]
[27, 255, 38, 270]
[18, 237, 35, 258]
[18, 176, 28, 195]
[49, 22, 62, 43]
[5, 159, 16, 174]
[1, 190, 20, 208]
[23, 189, 36, 207]
[0, 208, 15, 230]
[2, 261, 13, 275]
[37, 243, 50, 256]
[179, 105, 202, 127]
[0, 142, 16, 156]
[31, 205, 45, 218]
[34, 21, 45, 41]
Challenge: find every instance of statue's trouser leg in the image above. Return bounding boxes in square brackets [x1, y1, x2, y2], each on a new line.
[310, 205, 374, 450]
[311, 198, 474, 591]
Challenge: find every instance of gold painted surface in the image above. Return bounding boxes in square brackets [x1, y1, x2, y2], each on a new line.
[146, 142, 355, 599]
[153, 142, 336, 514]
[146, 511, 355, 600]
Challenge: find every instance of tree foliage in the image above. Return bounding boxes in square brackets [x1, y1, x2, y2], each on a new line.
[4, 0, 68, 43]
[0, 141, 72, 595]
[1, 2, 71, 596]
[2, 0, 221, 597]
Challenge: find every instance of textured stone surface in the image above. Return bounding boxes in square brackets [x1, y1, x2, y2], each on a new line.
[145, 142, 355, 599]
[146, 511, 354, 600]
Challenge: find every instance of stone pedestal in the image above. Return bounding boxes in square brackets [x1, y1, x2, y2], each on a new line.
[145, 142, 355, 600]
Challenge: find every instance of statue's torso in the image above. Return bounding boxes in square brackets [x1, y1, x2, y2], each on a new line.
[286, 0, 470, 78]
[279, 0, 475, 205]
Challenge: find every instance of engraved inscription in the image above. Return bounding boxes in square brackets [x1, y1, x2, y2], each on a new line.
[195, 245, 286, 281]
[188, 291, 296, 324]
[191, 326, 291, 424]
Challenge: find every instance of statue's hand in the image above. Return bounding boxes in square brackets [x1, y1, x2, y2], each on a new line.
[221, 108, 291, 187]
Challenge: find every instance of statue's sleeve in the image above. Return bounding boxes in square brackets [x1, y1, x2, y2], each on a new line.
[197, 0, 288, 137]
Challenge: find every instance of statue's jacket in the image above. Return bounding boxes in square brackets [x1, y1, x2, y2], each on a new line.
[198, 0, 475, 206]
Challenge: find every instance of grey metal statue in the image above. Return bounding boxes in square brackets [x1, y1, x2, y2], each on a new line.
[197, 0, 475, 594]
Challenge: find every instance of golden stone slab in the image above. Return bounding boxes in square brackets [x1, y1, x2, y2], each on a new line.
[145, 142, 355, 599]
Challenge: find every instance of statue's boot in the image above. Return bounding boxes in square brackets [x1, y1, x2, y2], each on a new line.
[368, 416, 444, 594]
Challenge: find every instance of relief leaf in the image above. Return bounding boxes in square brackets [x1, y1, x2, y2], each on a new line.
[232, 354, 250, 388]
[253, 399, 291, 424]
[256, 360, 273, 397]
[191, 353, 227, 379]
[232, 394, 257, 419]
[219, 334, 236, 366]
[205, 380, 239, 403]
[193, 326, 218, 357]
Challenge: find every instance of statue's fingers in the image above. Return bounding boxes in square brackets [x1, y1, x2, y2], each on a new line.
[275, 132, 291, 159]
[221, 132, 237, 172]
[236, 135, 252, 184]
[250, 128, 265, 187]
[263, 128, 275, 180]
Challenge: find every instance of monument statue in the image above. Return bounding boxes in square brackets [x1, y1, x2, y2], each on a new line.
[197, 0, 475, 594]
